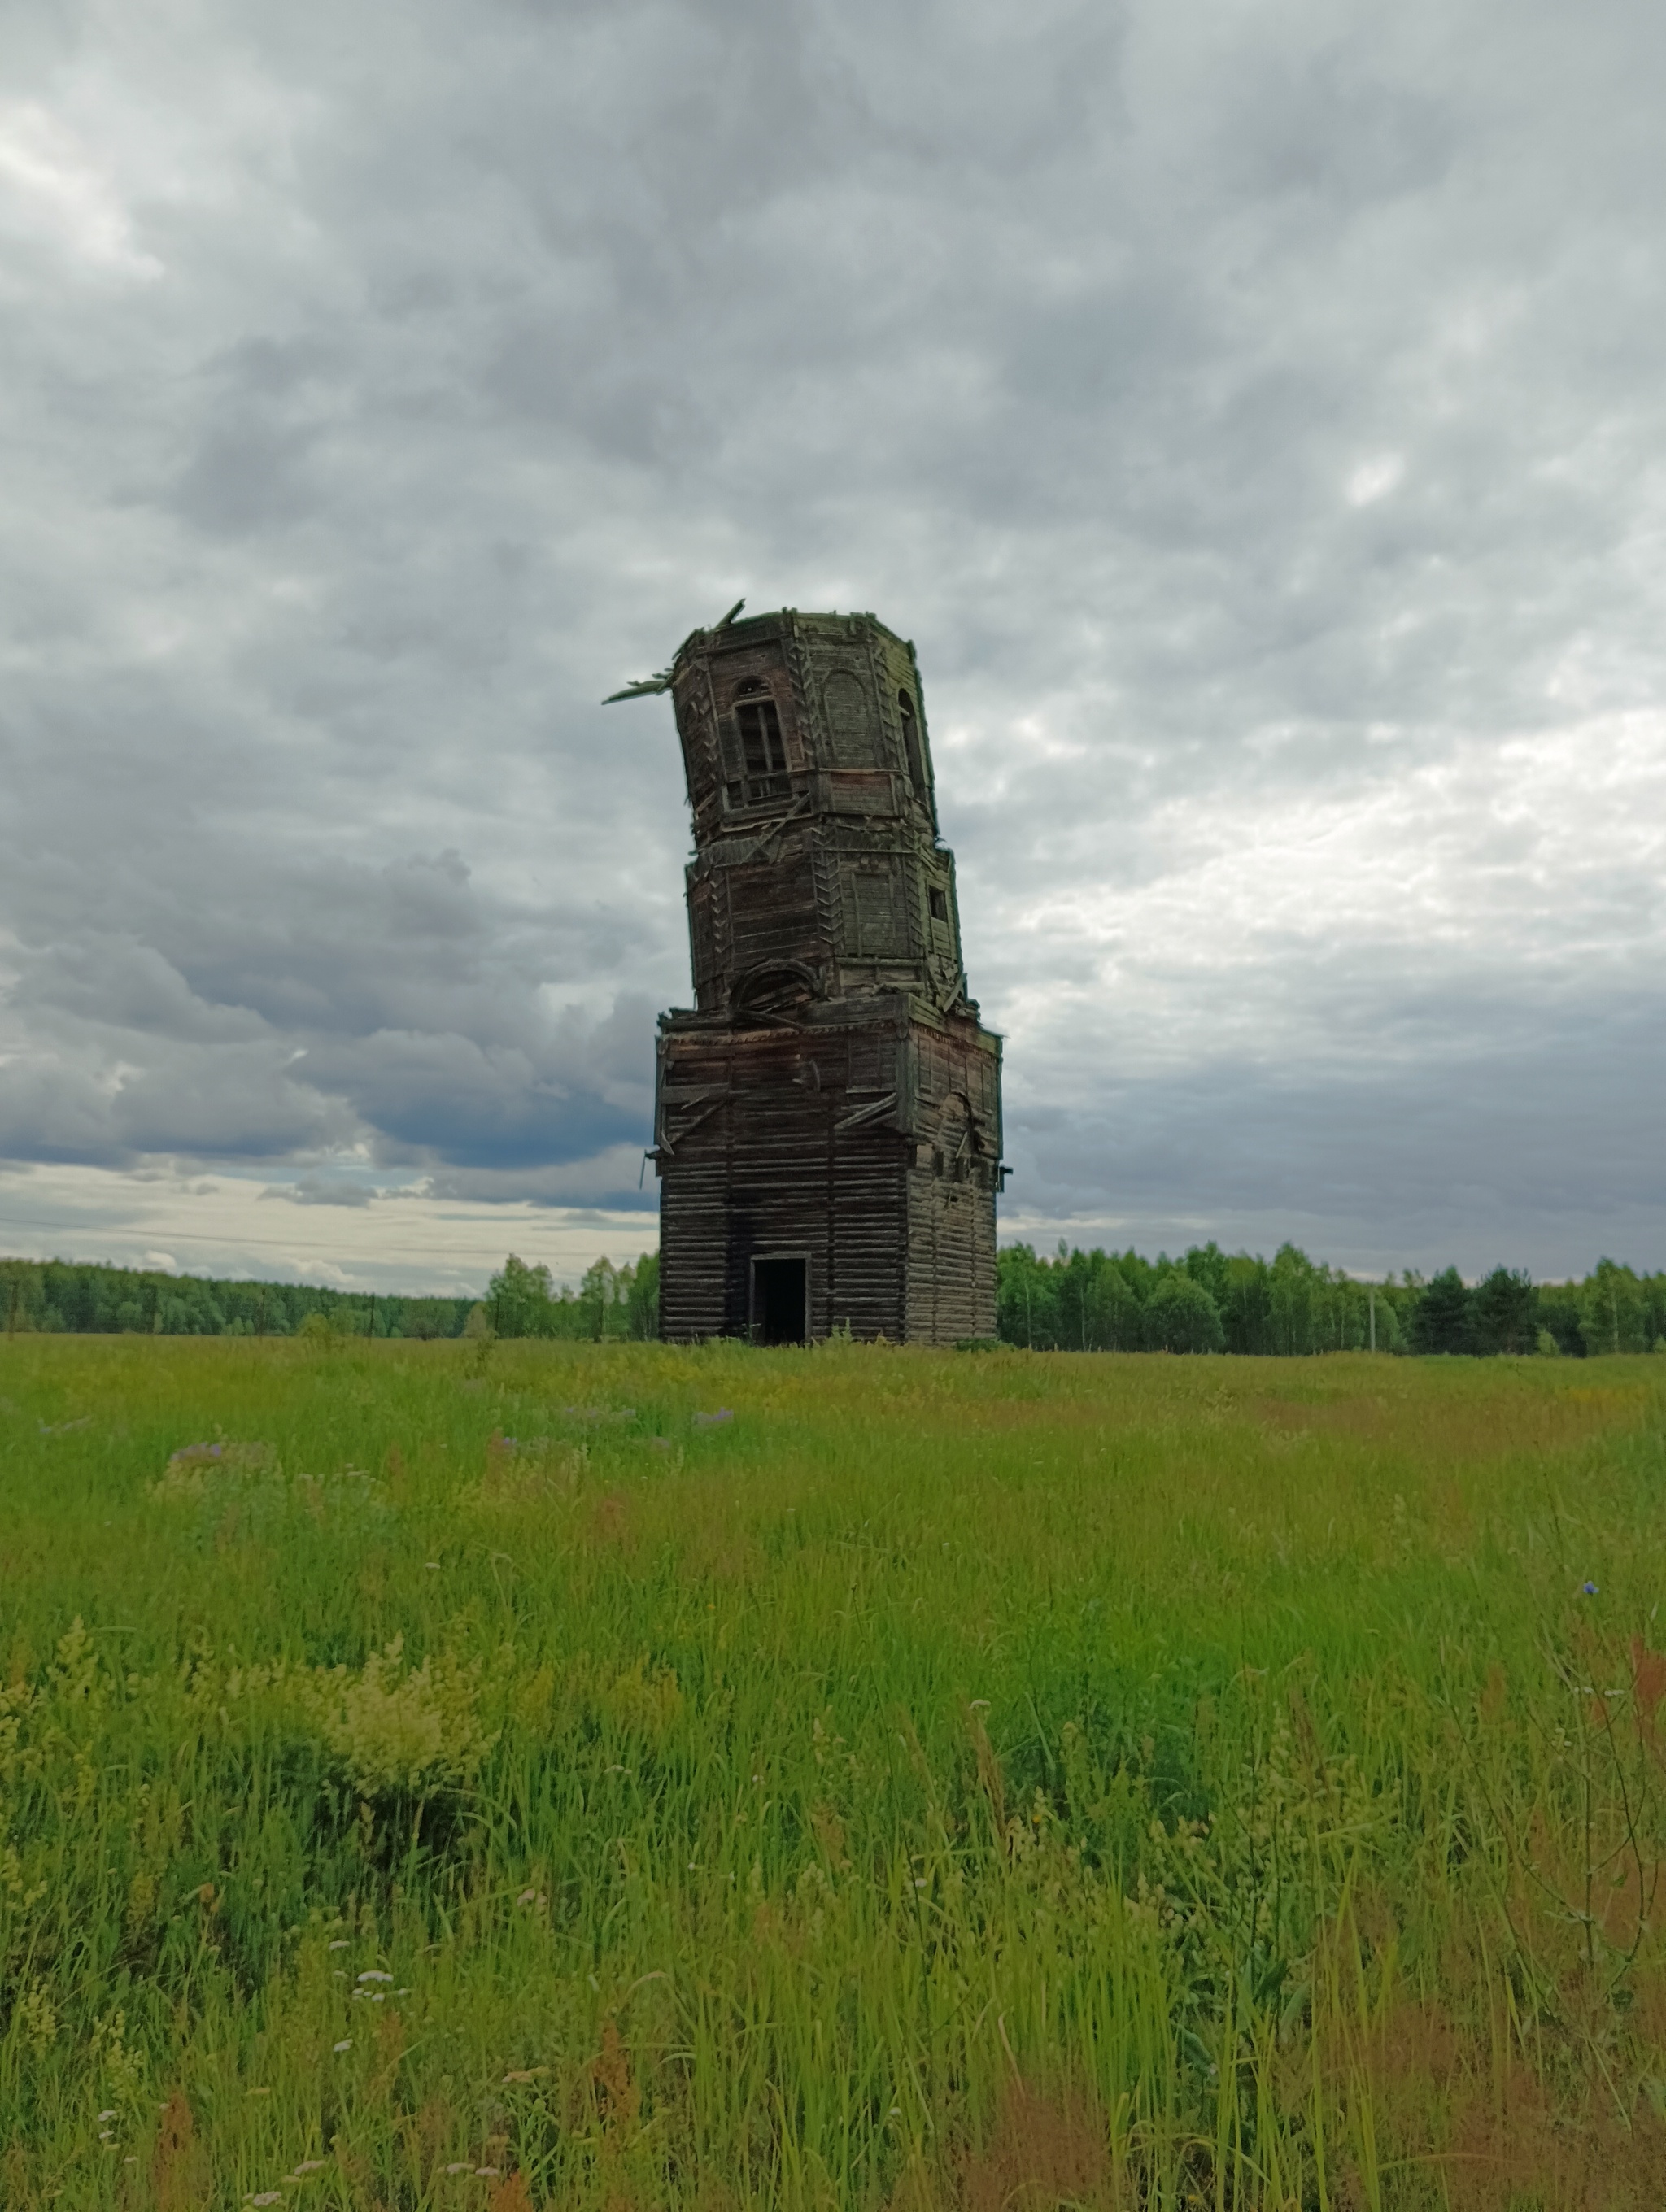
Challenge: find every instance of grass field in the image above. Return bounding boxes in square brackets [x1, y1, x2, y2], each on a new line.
[2, 1338, 1665, 2209]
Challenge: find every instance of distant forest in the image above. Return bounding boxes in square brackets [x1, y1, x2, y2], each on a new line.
[0, 1252, 658, 1343]
[996, 1243, 1665, 1357]
[2, 1242, 1661, 1356]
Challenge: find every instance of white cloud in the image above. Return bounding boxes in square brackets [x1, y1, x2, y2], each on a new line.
[1345, 455, 1405, 507]
[0, 102, 162, 277]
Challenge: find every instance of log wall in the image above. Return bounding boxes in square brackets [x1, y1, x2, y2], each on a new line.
[650, 608, 1003, 1344]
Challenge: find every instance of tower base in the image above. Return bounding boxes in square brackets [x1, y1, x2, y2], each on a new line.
[654, 994, 1001, 1345]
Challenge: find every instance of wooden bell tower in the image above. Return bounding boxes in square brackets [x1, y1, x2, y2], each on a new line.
[612, 607, 1003, 1343]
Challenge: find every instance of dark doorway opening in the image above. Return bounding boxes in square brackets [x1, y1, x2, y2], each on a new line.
[752, 1256, 809, 1345]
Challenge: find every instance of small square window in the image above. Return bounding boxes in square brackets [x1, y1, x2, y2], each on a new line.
[928, 887, 949, 923]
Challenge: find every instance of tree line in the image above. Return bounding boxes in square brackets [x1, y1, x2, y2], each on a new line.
[480, 1254, 659, 1341]
[3, 1242, 1660, 1356]
[995, 1243, 1666, 1356]
[0, 1252, 657, 1343]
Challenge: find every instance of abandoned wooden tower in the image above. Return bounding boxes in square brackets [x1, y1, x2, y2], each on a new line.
[608, 607, 1003, 1343]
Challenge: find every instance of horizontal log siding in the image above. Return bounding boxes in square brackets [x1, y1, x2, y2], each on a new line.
[905, 1165, 997, 1345]
[658, 1082, 910, 1343]
[657, 1008, 995, 1344]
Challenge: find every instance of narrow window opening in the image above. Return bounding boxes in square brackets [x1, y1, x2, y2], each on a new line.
[737, 699, 785, 776]
[734, 697, 789, 800]
[898, 689, 927, 791]
[928, 886, 949, 924]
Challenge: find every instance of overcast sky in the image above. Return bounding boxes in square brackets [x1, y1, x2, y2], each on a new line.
[3, 0, 1664, 1291]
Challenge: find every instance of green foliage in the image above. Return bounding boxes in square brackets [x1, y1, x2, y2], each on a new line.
[625, 1251, 660, 1340]
[1141, 1269, 1224, 1353]
[1537, 1278, 1587, 1355]
[486, 1252, 559, 1337]
[0, 1250, 663, 1345]
[578, 1256, 621, 1339]
[1, 1339, 1664, 2202]
[480, 1252, 659, 1341]
[1472, 1264, 1537, 1354]
[1412, 1264, 1472, 1353]
[9, 1247, 1666, 1367]
[1581, 1256, 1651, 1356]
[304, 1635, 496, 1799]
[996, 1243, 1666, 1357]
[0, 1256, 473, 1340]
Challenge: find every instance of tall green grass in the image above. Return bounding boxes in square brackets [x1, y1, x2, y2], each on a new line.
[2, 1337, 1664, 2207]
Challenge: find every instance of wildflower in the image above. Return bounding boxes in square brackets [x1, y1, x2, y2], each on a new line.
[97, 2110, 116, 2122]
[692, 1409, 733, 1426]
[332, 2039, 351, 2053]
[475, 2170, 501, 2179]
[328, 1939, 349, 1951]
[445, 2162, 473, 2174]
[289, 2161, 327, 2175]
[425, 1561, 440, 1570]
[356, 1969, 393, 1983]
[1584, 1581, 1600, 1596]
[247, 2196, 283, 2207]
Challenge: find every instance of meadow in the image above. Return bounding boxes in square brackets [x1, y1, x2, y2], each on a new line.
[2, 1338, 1665, 2210]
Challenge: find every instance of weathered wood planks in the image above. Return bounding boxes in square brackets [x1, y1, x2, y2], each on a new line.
[645, 609, 1002, 1343]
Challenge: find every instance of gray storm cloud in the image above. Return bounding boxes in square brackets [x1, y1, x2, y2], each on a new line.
[2, 0, 1664, 1281]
